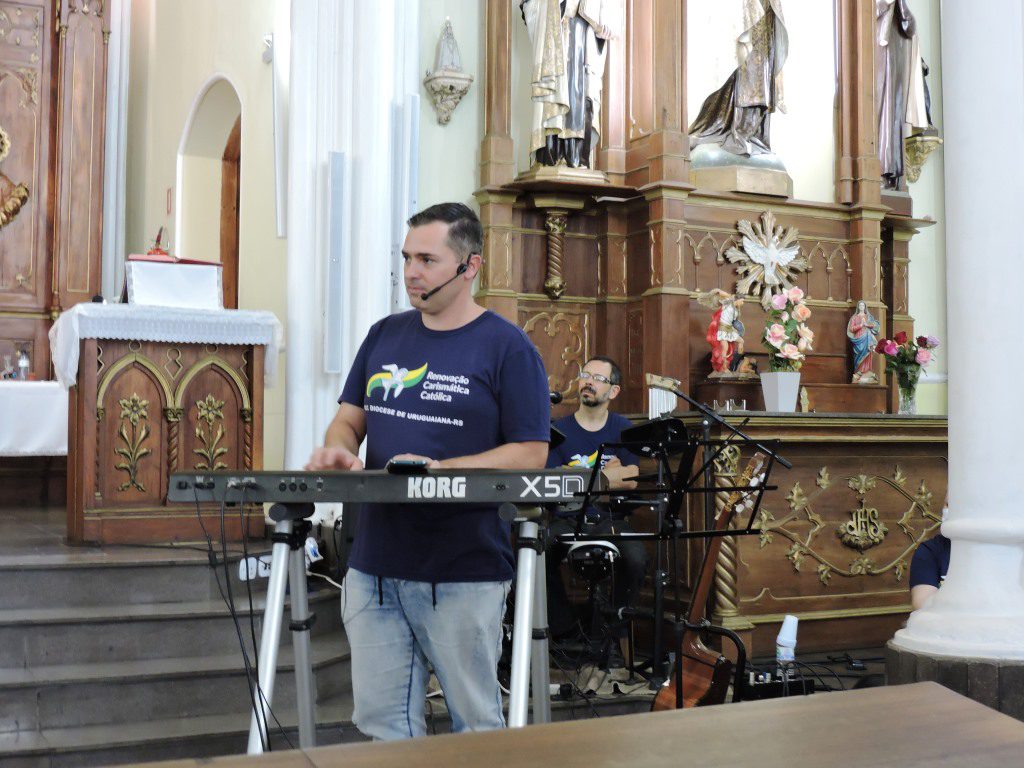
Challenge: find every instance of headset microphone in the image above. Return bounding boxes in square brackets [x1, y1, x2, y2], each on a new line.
[420, 261, 469, 301]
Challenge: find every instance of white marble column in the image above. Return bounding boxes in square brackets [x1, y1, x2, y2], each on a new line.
[891, 0, 1024, 659]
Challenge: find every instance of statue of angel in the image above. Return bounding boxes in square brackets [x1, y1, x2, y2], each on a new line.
[700, 289, 749, 377]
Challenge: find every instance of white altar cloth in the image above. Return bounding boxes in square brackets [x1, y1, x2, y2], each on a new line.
[49, 304, 283, 389]
[0, 381, 69, 456]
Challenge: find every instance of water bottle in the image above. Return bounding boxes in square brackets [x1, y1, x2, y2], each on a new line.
[17, 349, 30, 380]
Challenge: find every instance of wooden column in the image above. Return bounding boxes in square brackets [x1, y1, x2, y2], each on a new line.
[835, 0, 881, 208]
[625, 0, 689, 189]
[51, 0, 110, 313]
[479, 0, 515, 188]
[473, 188, 520, 323]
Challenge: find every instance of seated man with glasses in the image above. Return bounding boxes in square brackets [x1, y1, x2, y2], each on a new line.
[545, 356, 647, 666]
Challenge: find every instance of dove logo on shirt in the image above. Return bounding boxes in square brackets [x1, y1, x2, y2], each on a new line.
[366, 363, 429, 400]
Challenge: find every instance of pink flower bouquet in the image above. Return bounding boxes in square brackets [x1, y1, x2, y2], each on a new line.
[874, 331, 940, 404]
[763, 288, 813, 372]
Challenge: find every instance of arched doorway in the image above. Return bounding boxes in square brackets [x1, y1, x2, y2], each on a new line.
[176, 78, 241, 308]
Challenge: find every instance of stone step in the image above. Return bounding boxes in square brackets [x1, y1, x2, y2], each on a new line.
[0, 549, 273, 609]
[0, 635, 351, 732]
[0, 586, 341, 667]
[0, 689, 651, 767]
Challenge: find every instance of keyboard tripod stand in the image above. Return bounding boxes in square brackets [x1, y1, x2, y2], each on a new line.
[246, 502, 317, 754]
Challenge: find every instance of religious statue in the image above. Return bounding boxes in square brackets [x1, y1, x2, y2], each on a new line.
[701, 289, 755, 379]
[688, 0, 789, 158]
[875, 0, 933, 189]
[521, 0, 616, 170]
[847, 300, 881, 384]
[0, 125, 29, 231]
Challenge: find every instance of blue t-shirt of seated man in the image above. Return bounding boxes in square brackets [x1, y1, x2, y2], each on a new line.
[339, 309, 551, 583]
[909, 533, 951, 588]
[546, 412, 639, 521]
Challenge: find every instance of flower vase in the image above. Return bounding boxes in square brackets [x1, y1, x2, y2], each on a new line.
[760, 371, 801, 412]
[896, 366, 922, 415]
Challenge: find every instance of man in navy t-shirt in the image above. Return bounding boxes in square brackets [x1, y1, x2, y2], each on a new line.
[545, 356, 647, 657]
[306, 203, 550, 740]
[910, 531, 950, 610]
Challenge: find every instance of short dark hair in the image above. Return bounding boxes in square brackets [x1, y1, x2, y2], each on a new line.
[407, 202, 483, 261]
[586, 355, 622, 386]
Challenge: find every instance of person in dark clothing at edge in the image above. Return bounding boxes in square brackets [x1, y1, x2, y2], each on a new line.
[545, 355, 647, 665]
[910, 505, 951, 610]
[306, 203, 550, 740]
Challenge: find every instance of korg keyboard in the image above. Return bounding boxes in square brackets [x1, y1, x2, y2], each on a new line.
[168, 468, 595, 506]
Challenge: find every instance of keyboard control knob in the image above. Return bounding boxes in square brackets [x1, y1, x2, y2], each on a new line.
[289, 482, 298, 491]
[299, 481, 308, 492]
[278, 482, 287, 492]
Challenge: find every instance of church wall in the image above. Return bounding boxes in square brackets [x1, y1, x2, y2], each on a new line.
[178, 155, 224, 263]
[687, 0, 837, 204]
[417, 1, 484, 208]
[124, 0, 288, 469]
[905, 0, 946, 415]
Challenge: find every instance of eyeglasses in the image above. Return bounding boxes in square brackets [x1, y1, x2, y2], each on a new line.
[578, 371, 613, 385]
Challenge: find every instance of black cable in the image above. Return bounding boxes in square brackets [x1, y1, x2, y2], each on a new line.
[218, 499, 286, 751]
[795, 660, 846, 691]
[194, 493, 266, 752]
[236, 489, 261, 675]
[220, 500, 297, 752]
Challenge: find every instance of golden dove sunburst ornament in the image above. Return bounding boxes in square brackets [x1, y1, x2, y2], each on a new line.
[725, 211, 809, 308]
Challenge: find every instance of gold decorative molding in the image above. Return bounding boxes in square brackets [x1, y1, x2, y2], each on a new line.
[173, 356, 251, 411]
[96, 354, 174, 420]
[542, 209, 568, 300]
[193, 394, 228, 471]
[114, 393, 152, 492]
[904, 134, 942, 184]
[712, 445, 744, 623]
[522, 311, 588, 401]
[755, 465, 941, 586]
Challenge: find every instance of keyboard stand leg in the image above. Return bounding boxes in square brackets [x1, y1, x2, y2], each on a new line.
[509, 516, 540, 728]
[248, 503, 317, 754]
[530, 548, 551, 725]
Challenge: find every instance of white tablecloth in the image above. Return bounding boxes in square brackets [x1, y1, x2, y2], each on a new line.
[48, 303, 283, 389]
[0, 381, 68, 456]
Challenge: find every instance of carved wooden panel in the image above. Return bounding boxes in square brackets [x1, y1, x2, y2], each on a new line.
[69, 338, 265, 545]
[676, 413, 947, 655]
[520, 307, 590, 404]
[52, 0, 109, 309]
[0, 0, 52, 315]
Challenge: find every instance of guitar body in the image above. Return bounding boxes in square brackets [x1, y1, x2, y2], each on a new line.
[648, 450, 768, 711]
[651, 639, 733, 710]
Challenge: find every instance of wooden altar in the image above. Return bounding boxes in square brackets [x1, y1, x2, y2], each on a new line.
[678, 412, 947, 655]
[475, 1, 945, 653]
[66, 336, 267, 545]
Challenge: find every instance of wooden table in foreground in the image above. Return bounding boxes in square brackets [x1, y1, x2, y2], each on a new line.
[137, 683, 1024, 767]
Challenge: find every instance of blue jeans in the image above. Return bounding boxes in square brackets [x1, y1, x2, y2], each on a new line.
[341, 567, 511, 740]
